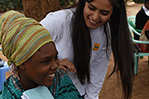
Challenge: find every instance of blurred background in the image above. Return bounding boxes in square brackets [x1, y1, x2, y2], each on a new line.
[0, 0, 149, 99]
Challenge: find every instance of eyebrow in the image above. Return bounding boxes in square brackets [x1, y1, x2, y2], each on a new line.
[87, 2, 97, 9]
[44, 52, 58, 59]
[87, 1, 110, 13]
[43, 56, 52, 60]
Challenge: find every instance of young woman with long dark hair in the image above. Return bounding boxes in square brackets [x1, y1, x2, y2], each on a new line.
[40, 0, 134, 99]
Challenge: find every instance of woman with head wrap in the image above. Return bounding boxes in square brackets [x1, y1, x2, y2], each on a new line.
[0, 10, 82, 99]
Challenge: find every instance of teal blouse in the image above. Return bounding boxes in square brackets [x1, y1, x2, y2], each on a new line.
[0, 69, 83, 99]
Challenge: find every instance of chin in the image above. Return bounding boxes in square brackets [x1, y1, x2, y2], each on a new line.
[87, 24, 101, 29]
[88, 26, 99, 29]
[43, 82, 53, 87]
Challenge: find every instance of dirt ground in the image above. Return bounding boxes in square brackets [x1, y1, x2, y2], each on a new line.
[1, 1, 149, 99]
[100, 2, 149, 99]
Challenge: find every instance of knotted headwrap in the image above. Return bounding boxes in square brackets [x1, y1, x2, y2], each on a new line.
[0, 10, 53, 66]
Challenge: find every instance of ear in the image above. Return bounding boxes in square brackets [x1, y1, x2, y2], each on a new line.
[19, 63, 26, 70]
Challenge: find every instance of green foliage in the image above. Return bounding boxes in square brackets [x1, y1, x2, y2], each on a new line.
[59, 0, 76, 6]
[0, 0, 23, 12]
[133, 0, 145, 3]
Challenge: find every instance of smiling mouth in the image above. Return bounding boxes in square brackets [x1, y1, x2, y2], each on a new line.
[47, 74, 55, 78]
[89, 18, 100, 26]
[89, 19, 97, 24]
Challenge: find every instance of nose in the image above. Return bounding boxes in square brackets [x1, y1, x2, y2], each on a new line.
[92, 11, 100, 22]
[51, 60, 59, 70]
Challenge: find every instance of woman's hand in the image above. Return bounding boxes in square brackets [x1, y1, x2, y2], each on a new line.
[59, 58, 76, 73]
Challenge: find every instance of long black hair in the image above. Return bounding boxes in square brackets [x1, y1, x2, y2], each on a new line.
[110, 0, 134, 99]
[145, 0, 149, 4]
[72, 0, 134, 99]
[72, 0, 91, 84]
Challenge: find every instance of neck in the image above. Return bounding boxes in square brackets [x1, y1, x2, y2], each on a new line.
[19, 74, 38, 91]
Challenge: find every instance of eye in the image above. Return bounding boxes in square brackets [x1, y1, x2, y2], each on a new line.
[88, 5, 95, 11]
[55, 55, 58, 61]
[41, 59, 51, 64]
[100, 10, 110, 16]
[41, 57, 52, 64]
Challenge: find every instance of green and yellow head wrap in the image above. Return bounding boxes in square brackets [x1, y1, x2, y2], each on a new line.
[0, 10, 53, 66]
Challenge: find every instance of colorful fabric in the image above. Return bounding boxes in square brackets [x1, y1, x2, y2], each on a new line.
[0, 69, 83, 99]
[139, 20, 149, 52]
[0, 10, 53, 66]
[0, 75, 23, 99]
[49, 69, 83, 99]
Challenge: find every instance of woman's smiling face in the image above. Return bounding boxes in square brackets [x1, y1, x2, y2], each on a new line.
[83, 0, 113, 29]
[19, 42, 59, 89]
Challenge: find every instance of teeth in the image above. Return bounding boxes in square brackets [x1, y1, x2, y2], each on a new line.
[47, 74, 55, 77]
[90, 19, 96, 24]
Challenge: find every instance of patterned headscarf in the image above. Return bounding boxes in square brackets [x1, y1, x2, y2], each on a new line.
[0, 10, 53, 66]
